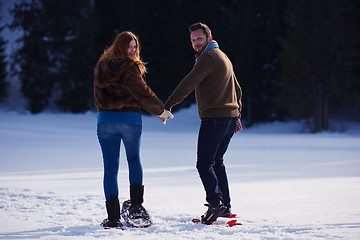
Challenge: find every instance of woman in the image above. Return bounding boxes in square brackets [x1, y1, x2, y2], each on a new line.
[94, 31, 172, 228]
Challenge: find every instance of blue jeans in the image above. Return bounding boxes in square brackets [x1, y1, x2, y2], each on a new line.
[97, 122, 143, 201]
[197, 117, 238, 207]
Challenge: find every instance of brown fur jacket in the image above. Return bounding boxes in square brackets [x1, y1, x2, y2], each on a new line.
[94, 59, 164, 115]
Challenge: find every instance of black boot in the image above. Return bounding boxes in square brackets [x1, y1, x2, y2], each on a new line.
[130, 185, 144, 205]
[129, 185, 149, 219]
[220, 206, 233, 218]
[201, 199, 226, 225]
[101, 196, 123, 228]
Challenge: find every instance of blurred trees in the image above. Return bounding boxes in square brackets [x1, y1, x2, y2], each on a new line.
[10, 0, 52, 113]
[275, 0, 360, 132]
[52, 0, 96, 113]
[216, 0, 285, 126]
[0, 2, 7, 102]
[4, 0, 360, 132]
[10, 0, 95, 113]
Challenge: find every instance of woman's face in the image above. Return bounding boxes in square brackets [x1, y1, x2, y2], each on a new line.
[128, 39, 136, 57]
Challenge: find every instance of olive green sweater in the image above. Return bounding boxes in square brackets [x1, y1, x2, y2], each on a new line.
[164, 48, 242, 119]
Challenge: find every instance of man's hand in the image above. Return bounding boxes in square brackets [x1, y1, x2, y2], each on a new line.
[235, 118, 243, 133]
[158, 110, 174, 125]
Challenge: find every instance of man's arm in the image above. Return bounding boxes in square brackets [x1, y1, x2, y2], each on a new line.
[164, 54, 214, 111]
[234, 74, 242, 119]
[233, 73, 243, 133]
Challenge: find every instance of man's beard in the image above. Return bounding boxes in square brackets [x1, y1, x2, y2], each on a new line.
[195, 41, 209, 56]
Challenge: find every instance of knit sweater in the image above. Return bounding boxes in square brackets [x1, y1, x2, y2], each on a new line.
[94, 59, 164, 115]
[164, 48, 242, 119]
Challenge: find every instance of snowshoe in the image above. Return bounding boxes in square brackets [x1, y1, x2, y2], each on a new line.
[121, 200, 152, 228]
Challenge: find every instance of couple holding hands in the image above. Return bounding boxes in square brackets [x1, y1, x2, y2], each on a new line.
[94, 22, 242, 228]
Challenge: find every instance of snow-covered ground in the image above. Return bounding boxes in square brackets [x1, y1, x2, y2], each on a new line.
[1, 105, 360, 239]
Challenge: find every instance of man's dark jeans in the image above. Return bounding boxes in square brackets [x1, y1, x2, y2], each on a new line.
[197, 117, 238, 207]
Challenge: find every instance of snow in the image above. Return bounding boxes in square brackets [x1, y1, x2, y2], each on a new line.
[1, 105, 360, 239]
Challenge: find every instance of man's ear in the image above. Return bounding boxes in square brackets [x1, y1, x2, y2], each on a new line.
[208, 36, 213, 41]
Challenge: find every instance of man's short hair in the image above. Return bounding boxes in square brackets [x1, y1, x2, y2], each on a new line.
[189, 22, 212, 38]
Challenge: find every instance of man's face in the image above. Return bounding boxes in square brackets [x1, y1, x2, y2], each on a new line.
[190, 29, 211, 53]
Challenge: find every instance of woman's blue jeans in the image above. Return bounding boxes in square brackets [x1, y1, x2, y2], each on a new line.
[197, 117, 238, 207]
[97, 122, 143, 201]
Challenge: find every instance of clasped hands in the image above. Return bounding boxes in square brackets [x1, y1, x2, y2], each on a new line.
[158, 110, 174, 125]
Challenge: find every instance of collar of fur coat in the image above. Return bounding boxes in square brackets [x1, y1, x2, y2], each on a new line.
[94, 60, 136, 88]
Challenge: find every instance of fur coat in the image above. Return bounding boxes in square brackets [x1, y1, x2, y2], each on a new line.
[94, 60, 164, 115]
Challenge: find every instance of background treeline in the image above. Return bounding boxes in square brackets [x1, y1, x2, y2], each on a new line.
[0, 0, 359, 132]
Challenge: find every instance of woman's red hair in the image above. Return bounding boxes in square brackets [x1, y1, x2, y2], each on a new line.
[99, 31, 147, 75]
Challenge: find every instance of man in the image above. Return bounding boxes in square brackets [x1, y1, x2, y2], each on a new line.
[163, 22, 243, 224]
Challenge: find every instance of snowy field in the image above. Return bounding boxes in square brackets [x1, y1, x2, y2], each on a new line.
[0, 105, 360, 240]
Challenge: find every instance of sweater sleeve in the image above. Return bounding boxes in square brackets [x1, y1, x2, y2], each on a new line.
[233, 74, 242, 119]
[122, 65, 164, 115]
[164, 54, 214, 111]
